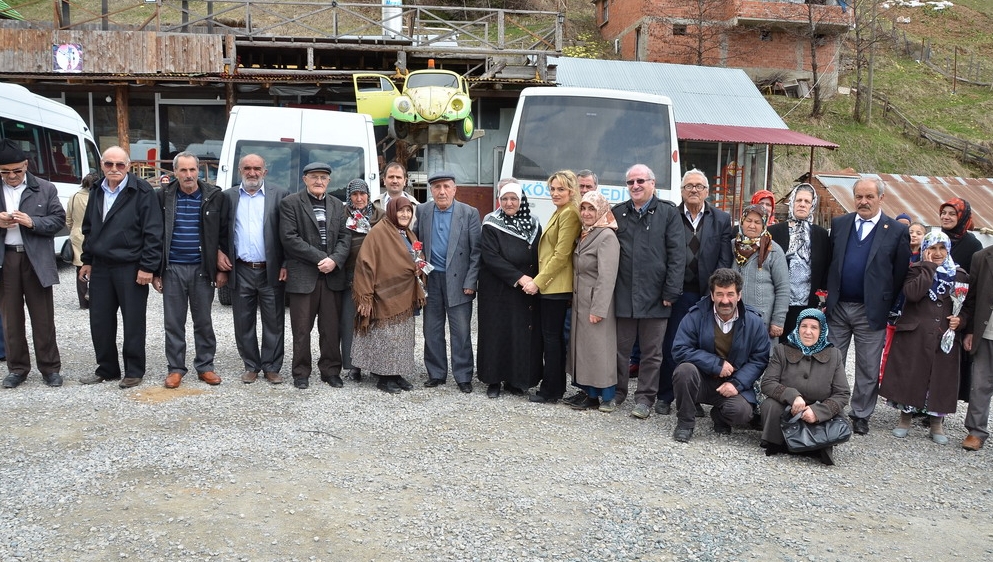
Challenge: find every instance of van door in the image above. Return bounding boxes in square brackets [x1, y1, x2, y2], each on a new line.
[353, 74, 399, 126]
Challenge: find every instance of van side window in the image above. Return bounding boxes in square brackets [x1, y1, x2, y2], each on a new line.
[0, 117, 83, 185]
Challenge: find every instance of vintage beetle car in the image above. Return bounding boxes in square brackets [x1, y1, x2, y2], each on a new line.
[389, 69, 475, 143]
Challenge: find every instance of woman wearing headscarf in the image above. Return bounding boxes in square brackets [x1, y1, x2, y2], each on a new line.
[939, 198, 982, 274]
[750, 190, 777, 225]
[732, 204, 790, 341]
[759, 308, 850, 465]
[881, 231, 969, 443]
[351, 197, 426, 394]
[341, 178, 385, 383]
[567, 191, 620, 412]
[477, 180, 543, 398]
[769, 183, 830, 341]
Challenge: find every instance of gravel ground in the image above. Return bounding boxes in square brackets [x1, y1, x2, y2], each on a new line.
[1, 264, 992, 561]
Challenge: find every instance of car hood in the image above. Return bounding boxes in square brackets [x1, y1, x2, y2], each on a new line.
[406, 86, 461, 120]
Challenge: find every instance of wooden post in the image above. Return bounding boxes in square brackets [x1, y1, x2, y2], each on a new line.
[101, 0, 108, 30]
[953, 46, 958, 94]
[225, 82, 235, 115]
[920, 38, 925, 62]
[115, 85, 130, 152]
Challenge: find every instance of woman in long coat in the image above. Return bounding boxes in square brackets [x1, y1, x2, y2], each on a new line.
[477, 181, 542, 398]
[759, 308, 850, 465]
[768, 184, 829, 340]
[732, 204, 789, 342]
[567, 191, 620, 412]
[881, 231, 970, 444]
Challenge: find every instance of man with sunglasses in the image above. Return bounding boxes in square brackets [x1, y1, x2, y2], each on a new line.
[656, 169, 733, 416]
[79, 146, 163, 389]
[0, 139, 65, 389]
[611, 164, 685, 419]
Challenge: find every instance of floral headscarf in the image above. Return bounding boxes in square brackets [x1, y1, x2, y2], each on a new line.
[483, 182, 539, 244]
[920, 230, 958, 302]
[580, 191, 617, 239]
[734, 204, 772, 269]
[345, 178, 375, 233]
[940, 198, 973, 243]
[787, 308, 831, 356]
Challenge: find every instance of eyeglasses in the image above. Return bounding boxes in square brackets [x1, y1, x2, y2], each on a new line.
[102, 161, 128, 170]
[0, 168, 26, 177]
[682, 183, 707, 192]
[626, 178, 651, 186]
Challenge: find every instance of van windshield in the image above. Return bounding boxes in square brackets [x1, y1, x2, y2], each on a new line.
[511, 96, 673, 188]
[231, 141, 365, 199]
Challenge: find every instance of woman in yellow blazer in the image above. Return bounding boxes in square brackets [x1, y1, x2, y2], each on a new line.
[524, 170, 581, 403]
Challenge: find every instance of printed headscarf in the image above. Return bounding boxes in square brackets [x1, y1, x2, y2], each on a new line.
[580, 191, 617, 239]
[787, 308, 831, 356]
[483, 182, 539, 244]
[940, 198, 973, 243]
[734, 204, 772, 269]
[920, 230, 958, 302]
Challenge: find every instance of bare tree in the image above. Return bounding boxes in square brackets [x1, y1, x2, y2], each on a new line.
[682, 0, 735, 66]
[788, 4, 845, 118]
[851, 0, 883, 123]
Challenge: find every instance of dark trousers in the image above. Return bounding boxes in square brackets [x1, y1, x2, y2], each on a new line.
[423, 270, 474, 383]
[75, 265, 89, 309]
[0, 250, 60, 376]
[658, 291, 700, 403]
[231, 266, 285, 374]
[89, 262, 148, 379]
[288, 282, 343, 380]
[340, 285, 357, 370]
[616, 317, 666, 406]
[537, 297, 570, 400]
[672, 362, 753, 429]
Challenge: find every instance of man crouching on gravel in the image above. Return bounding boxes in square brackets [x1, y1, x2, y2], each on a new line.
[670, 268, 770, 443]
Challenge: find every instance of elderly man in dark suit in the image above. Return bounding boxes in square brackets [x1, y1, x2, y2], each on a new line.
[79, 145, 164, 388]
[218, 154, 289, 385]
[414, 170, 481, 393]
[279, 161, 351, 390]
[656, 169, 733, 415]
[826, 177, 910, 434]
[0, 139, 66, 388]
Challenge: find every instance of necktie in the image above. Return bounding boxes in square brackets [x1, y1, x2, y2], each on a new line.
[856, 219, 865, 241]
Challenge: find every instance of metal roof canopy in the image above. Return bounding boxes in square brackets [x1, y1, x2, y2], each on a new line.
[551, 56, 835, 149]
[818, 173, 993, 231]
[678, 123, 838, 148]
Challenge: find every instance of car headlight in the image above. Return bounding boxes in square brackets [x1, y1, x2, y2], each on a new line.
[451, 98, 463, 112]
[397, 99, 411, 112]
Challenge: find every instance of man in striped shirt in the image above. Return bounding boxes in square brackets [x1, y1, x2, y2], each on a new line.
[154, 151, 228, 388]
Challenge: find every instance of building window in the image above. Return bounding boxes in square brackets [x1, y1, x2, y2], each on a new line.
[760, 30, 772, 42]
[673, 24, 687, 36]
[602, 0, 609, 24]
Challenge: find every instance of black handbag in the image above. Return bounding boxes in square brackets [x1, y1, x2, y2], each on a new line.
[780, 405, 852, 453]
[60, 241, 74, 263]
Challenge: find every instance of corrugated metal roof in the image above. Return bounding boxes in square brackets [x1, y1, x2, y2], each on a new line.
[551, 56, 787, 128]
[678, 123, 838, 148]
[817, 172, 993, 232]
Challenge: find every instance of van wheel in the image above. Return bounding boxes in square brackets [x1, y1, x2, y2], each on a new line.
[455, 115, 474, 142]
[389, 117, 409, 140]
[218, 285, 232, 306]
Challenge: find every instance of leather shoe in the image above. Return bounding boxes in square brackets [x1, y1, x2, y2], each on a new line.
[673, 426, 694, 443]
[851, 416, 870, 435]
[198, 371, 221, 385]
[42, 372, 63, 387]
[528, 392, 558, 404]
[424, 378, 445, 388]
[2, 372, 27, 389]
[377, 377, 402, 394]
[348, 367, 362, 382]
[962, 435, 984, 451]
[264, 371, 284, 384]
[321, 374, 344, 388]
[395, 376, 413, 391]
[119, 377, 142, 389]
[79, 372, 107, 385]
[486, 383, 501, 399]
[457, 382, 473, 394]
[164, 372, 183, 389]
[293, 377, 309, 389]
[654, 401, 672, 415]
[242, 371, 259, 384]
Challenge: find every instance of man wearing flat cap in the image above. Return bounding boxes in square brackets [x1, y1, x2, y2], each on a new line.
[0, 139, 66, 389]
[279, 162, 351, 389]
[341, 177, 385, 383]
[79, 145, 164, 388]
[414, 170, 481, 393]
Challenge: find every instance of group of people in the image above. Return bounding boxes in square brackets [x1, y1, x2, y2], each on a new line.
[1, 138, 990, 462]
